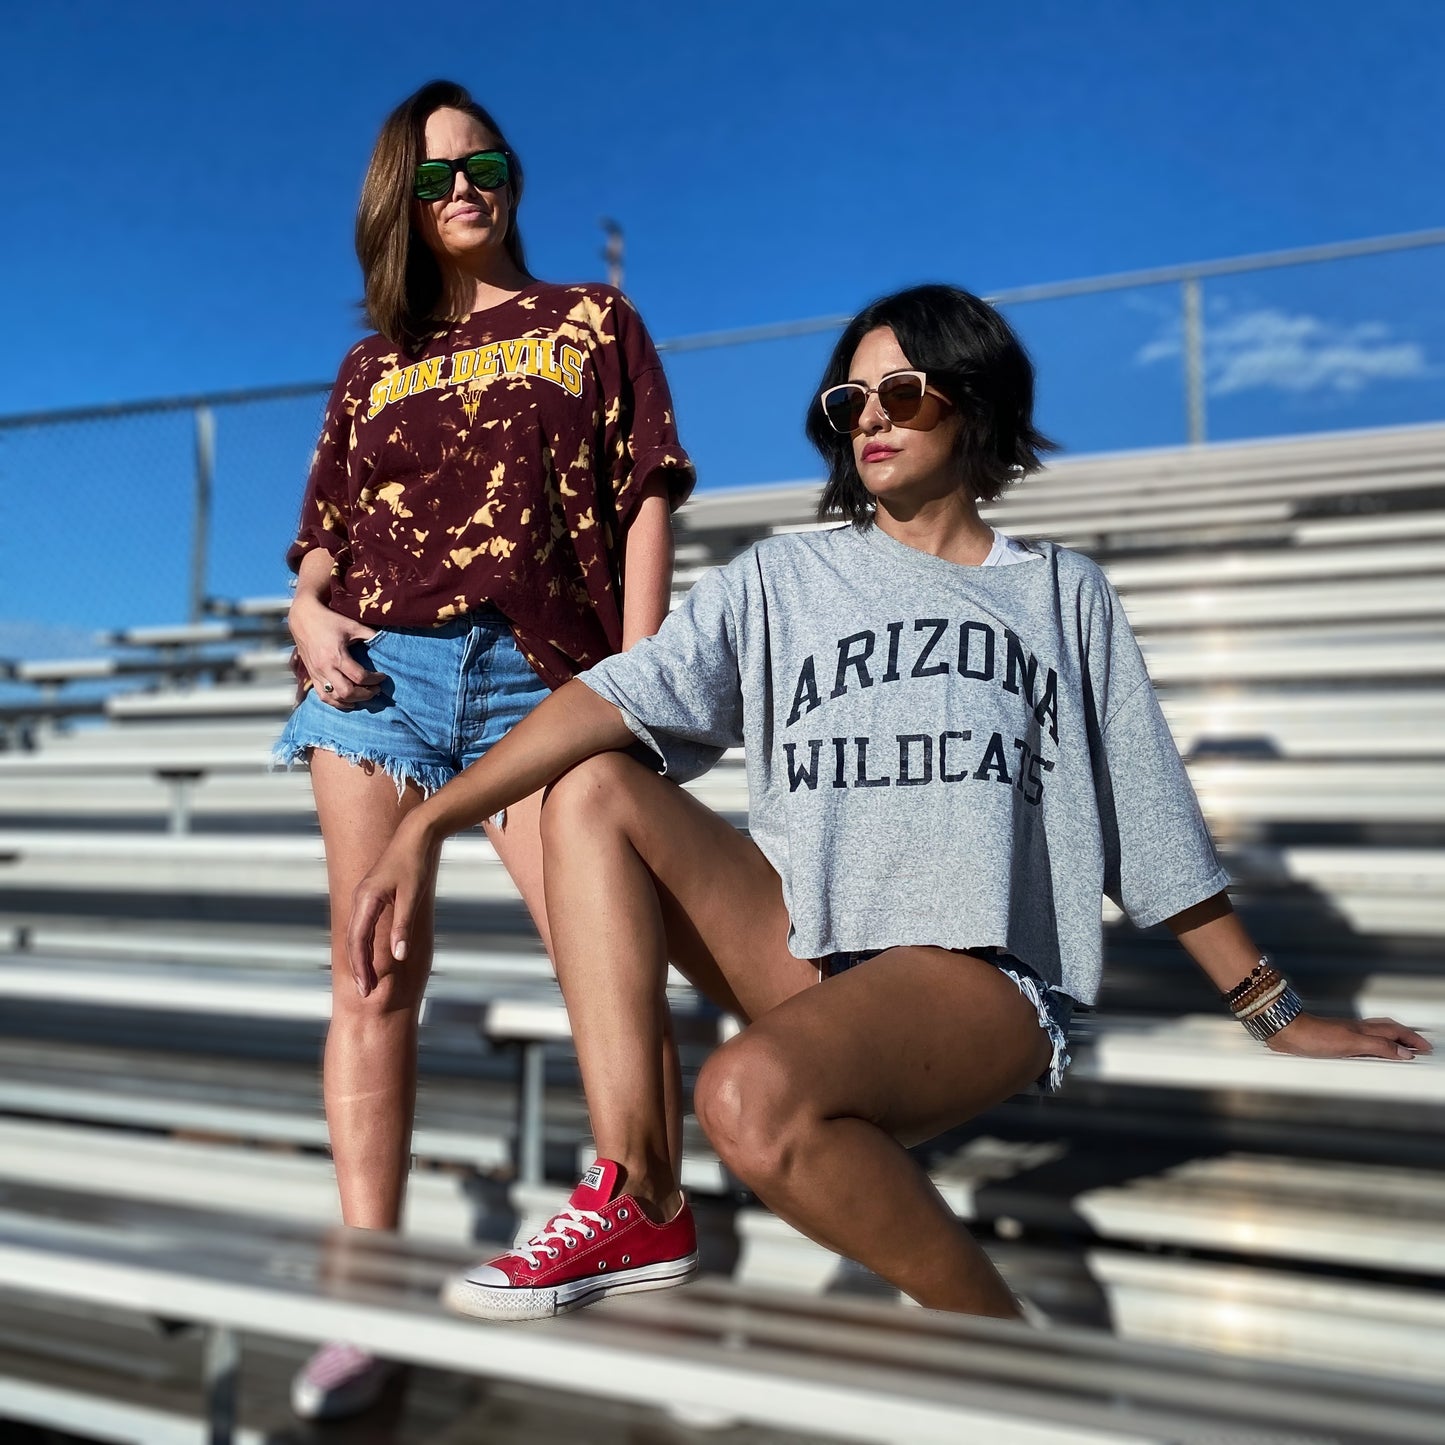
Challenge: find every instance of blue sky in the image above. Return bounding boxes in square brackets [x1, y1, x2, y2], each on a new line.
[1, 0, 1442, 640]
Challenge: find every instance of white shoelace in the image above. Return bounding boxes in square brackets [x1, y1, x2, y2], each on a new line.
[511, 1205, 607, 1267]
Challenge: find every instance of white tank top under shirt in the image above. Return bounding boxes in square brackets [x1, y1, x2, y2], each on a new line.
[982, 529, 1042, 567]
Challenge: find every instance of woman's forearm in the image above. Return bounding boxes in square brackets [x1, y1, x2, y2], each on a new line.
[1165, 890, 1261, 991]
[405, 679, 637, 844]
[1166, 889, 1430, 1058]
[292, 547, 336, 605]
[621, 480, 675, 648]
[350, 680, 637, 983]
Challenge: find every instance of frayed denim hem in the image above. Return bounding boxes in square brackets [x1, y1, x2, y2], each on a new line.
[270, 740, 452, 804]
[270, 741, 508, 826]
[996, 966, 1073, 1092]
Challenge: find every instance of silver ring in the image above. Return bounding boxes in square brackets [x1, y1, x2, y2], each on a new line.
[321, 681, 334, 693]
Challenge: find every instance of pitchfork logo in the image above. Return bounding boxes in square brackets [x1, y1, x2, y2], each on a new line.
[460, 392, 482, 425]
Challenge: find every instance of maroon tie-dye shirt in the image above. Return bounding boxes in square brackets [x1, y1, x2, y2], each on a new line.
[287, 282, 694, 689]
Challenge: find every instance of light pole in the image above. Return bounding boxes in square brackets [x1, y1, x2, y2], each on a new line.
[600, 218, 624, 290]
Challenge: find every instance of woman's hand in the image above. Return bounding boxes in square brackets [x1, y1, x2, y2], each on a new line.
[1266, 1012, 1432, 1061]
[288, 592, 384, 708]
[1163, 896, 1434, 1064]
[347, 819, 441, 998]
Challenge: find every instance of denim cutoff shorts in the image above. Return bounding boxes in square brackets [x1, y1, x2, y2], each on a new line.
[820, 947, 1074, 1092]
[273, 606, 550, 804]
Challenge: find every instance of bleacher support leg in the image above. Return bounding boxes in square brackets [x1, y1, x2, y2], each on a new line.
[160, 769, 201, 834]
[203, 1323, 239, 1445]
[518, 1042, 545, 1186]
[170, 778, 190, 835]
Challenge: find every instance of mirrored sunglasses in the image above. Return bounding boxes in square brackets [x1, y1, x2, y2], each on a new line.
[413, 149, 512, 202]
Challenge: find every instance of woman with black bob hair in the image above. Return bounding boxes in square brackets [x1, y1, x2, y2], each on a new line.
[349, 284, 1427, 1324]
[807, 283, 1053, 521]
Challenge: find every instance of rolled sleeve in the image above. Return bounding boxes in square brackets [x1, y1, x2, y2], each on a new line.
[1097, 679, 1231, 929]
[609, 298, 695, 526]
[578, 566, 743, 781]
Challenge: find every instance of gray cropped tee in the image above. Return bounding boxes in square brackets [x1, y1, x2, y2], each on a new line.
[579, 524, 1229, 1006]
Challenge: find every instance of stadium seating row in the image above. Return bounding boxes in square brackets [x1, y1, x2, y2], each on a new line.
[1, 423, 1443, 1439]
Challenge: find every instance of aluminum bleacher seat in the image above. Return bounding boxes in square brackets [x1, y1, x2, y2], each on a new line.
[1105, 538, 1445, 589]
[0, 1117, 490, 1242]
[106, 682, 296, 719]
[1161, 691, 1445, 759]
[676, 423, 1445, 557]
[203, 595, 293, 621]
[2, 1182, 1442, 1444]
[3, 830, 1442, 944]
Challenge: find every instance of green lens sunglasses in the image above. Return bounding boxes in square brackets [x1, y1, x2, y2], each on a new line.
[413, 149, 512, 202]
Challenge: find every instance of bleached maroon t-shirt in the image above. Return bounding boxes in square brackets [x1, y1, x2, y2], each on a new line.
[287, 282, 694, 688]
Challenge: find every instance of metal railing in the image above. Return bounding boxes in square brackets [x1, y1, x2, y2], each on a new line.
[1, 227, 1440, 632]
[657, 224, 1445, 448]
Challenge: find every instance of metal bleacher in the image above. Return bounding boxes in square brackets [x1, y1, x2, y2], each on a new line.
[1, 421, 1443, 1441]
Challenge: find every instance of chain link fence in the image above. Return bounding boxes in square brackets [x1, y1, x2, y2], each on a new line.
[0, 386, 327, 652]
[3, 229, 1442, 652]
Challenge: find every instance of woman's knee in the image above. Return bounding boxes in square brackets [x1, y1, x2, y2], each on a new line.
[330, 970, 427, 1023]
[539, 751, 643, 846]
[695, 1033, 811, 1185]
[327, 917, 431, 1021]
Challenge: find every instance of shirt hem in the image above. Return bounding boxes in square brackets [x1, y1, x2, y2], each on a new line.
[787, 931, 1087, 1000]
[1123, 865, 1232, 931]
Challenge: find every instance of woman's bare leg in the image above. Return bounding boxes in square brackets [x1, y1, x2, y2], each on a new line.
[313, 758, 562, 1227]
[311, 750, 434, 1230]
[539, 753, 816, 1215]
[539, 751, 1049, 1315]
[480, 788, 554, 956]
[486, 787, 685, 1175]
[694, 949, 1050, 1316]
[313, 756, 681, 1227]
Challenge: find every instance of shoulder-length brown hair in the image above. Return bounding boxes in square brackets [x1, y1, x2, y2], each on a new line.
[356, 79, 528, 348]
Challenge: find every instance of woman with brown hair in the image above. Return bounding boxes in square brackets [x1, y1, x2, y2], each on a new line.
[275, 78, 693, 1418]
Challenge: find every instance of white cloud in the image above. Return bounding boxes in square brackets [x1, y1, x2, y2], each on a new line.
[1136, 304, 1434, 397]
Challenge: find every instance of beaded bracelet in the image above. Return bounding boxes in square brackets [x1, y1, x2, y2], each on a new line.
[1229, 968, 1284, 1014]
[1222, 956, 1303, 1040]
[1230, 975, 1281, 1015]
[1223, 957, 1273, 1008]
[1236, 977, 1289, 1020]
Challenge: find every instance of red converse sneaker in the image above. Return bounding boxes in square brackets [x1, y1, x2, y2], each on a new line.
[443, 1159, 697, 1321]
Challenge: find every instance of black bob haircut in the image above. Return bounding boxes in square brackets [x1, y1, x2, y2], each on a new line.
[805, 284, 1055, 525]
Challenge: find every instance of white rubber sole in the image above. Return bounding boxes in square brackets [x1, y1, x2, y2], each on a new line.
[442, 1252, 699, 1322]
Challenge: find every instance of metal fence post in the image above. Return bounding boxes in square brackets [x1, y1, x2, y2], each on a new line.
[1181, 276, 1206, 446]
[190, 405, 216, 623]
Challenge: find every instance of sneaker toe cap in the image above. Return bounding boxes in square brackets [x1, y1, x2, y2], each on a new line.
[464, 1263, 514, 1286]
